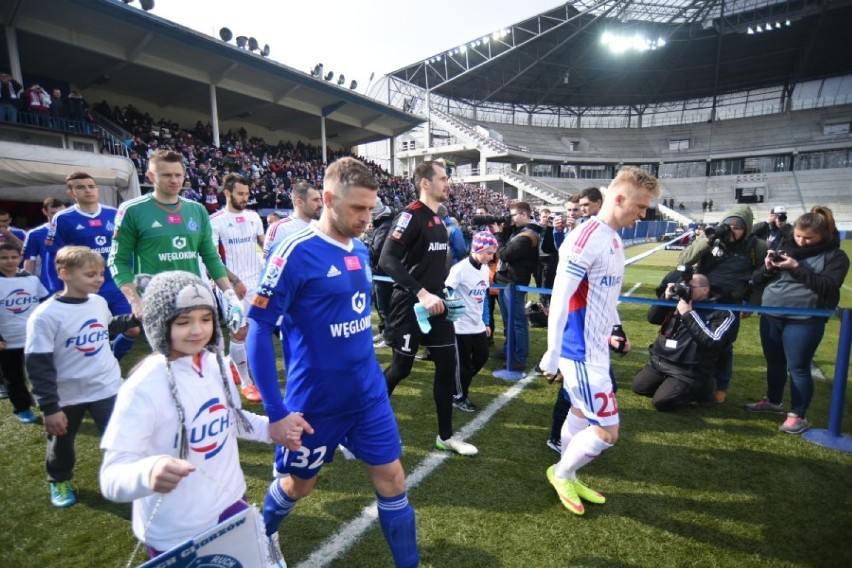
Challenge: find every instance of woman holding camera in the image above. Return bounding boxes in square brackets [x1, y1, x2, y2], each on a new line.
[747, 206, 849, 433]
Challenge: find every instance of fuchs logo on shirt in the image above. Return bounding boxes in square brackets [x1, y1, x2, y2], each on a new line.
[65, 319, 109, 356]
[88, 219, 102, 227]
[189, 398, 230, 460]
[469, 280, 489, 303]
[167, 215, 183, 224]
[3, 289, 39, 314]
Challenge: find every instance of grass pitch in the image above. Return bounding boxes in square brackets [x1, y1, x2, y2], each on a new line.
[1, 242, 851, 567]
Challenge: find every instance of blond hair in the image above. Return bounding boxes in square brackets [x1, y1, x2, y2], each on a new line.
[55, 246, 105, 273]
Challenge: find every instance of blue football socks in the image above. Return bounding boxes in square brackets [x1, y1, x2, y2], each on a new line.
[263, 480, 297, 537]
[377, 492, 419, 568]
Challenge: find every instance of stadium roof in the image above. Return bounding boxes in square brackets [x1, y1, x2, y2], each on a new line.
[0, 0, 422, 147]
[389, 0, 852, 111]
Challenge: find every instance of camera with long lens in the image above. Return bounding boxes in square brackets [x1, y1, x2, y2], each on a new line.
[703, 223, 731, 243]
[472, 214, 512, 226]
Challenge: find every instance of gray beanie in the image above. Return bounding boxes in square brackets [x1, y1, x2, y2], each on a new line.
[140, 271, 219, 356]
[137, 271, 253, 457]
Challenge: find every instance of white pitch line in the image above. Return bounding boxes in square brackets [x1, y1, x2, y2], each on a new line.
[618, 282, 641, 305]
[295, 374, 538, 568]
[843, 284, 852, 294]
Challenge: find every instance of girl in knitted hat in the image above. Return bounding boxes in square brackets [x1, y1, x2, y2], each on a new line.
[445, 231, 498, 412]
[98, 271, 281, 564]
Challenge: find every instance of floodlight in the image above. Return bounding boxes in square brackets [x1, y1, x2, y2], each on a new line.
[261, 44, 270, 57]
[756, 24, 762, 32]
[140, 0, 154, 10]
[236, 36, 248, 48]
[775, 22, 781, 29]
[747, 26, 754, 34]
[764, 22, 772, 31]
[219, 28, 233, 42]
[248, 37, 259, 51]
[349, 80, 357, 90]
[325, 71, 334, 81]
[785, 19, 791, 26]
[337, 75, 345, 86]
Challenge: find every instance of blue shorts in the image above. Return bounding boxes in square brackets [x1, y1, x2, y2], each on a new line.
[273, 397, 402, 480]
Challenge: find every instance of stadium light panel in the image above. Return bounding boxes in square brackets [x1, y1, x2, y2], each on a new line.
[601, 31, 666, 54]
[747, 26, 754, 34]
[756, 24, 762, 32]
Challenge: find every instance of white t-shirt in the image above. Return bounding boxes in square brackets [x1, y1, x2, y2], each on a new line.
[209, 208, 264, 291]
[25, 294, 122, 407]
[0, 272, 48, 349]
[445, 257, 489, 334]
[541, 216, 624, 371]
[100, 350, 271, 551]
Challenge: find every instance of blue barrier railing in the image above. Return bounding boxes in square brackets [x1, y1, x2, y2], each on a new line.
[373, 273, 851, 451]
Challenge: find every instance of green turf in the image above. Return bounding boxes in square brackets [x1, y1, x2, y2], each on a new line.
[2, 242, 851, 567]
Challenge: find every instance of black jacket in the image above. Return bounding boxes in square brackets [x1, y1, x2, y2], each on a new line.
[647, 295, 737, 386]
[495, 223, 541, 285]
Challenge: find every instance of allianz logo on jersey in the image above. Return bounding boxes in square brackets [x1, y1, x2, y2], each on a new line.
[3, 289, 40, 314]
[65, 318, 109, 356]
[427, 242, 448, 252]
[226, 235, 255, 245]
[188, 398, 231, 460]
[599, 275, 623, 287]
[329, 292, 369, 339]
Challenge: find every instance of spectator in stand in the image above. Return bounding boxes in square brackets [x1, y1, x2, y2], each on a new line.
[23, 197, 67, 295]
[49, 88, 68, 125]
[752, 206, 792, 250]
[0, 72, 22, 122]
[708, 199, 714, 212]
[0, 208, 26, 248]
[202, 184, 220, 214]
[23, 84, 51, 126]
[67, 91, 91, 133]
[181, 180, 201, 203]
[494, 201, 542, 371]
[747, 206, 849, 434]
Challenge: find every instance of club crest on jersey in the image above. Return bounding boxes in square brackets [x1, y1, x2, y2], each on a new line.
[173, 236, 187, 250]
[3, 289, 39, 314]
[189, 398, 230, 460]
[106, 220, 115, 231]
[396, 212, 412, 229]
[65, 319, 109, 356]
[187, 218, 199, 232]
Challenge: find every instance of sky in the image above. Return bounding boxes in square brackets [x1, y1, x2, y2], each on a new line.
[151, 0, 564, 95]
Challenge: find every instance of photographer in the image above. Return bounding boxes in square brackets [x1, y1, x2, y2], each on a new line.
[752, 205, 792, 249]
[493, 201, 541, 371]
[747, 206, 849, 434]
[536, 208, 559, 308]
[632, 273, 736, 411]
[678, 205, 767, 402]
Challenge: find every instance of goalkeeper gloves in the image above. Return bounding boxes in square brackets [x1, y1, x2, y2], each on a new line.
[222, 289, 246, 333]
[444, 295, 466, 323]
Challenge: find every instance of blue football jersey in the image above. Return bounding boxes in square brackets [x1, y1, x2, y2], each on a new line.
[47, 205, 118, 289]
[248, 224, 386, 419]
[23, 223, 61, 293]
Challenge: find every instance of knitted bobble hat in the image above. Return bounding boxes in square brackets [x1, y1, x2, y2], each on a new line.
[471, 230, 498, 253]
[138, 271, 219, 356]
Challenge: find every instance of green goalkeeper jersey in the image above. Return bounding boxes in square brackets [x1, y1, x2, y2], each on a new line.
[108, 194, 227, 287]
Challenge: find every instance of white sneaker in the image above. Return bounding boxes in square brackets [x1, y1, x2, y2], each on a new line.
[266, 532, 287, 567]
[435, 435, 478, 456]
[338, 444, 356, 460]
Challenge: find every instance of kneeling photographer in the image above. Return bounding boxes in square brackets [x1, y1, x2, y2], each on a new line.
[631, 272, 737, 411]
[678, 205, 767, 402]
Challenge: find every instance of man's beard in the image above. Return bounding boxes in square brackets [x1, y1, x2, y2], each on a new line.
[230, 200, 247, 211]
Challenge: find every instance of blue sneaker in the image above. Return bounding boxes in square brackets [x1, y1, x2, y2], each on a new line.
[50, 481, 77, 508]
[15, 409, 38, 424]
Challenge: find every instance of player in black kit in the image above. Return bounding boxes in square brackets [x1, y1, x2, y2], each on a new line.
[380, 161, 478, 456]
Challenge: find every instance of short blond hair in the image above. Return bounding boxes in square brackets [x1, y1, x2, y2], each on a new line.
[612, 166, 661, 198]
[55, 246, 105, 274]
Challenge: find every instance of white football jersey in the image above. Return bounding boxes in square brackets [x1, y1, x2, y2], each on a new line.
[209, 209, 264, 290]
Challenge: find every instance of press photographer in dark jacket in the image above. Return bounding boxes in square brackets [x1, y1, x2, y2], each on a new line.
[632, 273, 737, 411]
[494, 201, 541, 370]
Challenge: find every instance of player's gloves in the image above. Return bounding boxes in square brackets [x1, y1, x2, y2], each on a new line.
[609, 324, 628, 356]
[444, 295, 466, 323]
[223, 289, 246, 333]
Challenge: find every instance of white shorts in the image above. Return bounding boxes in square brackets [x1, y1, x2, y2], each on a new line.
[559, 358, 620, 427]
